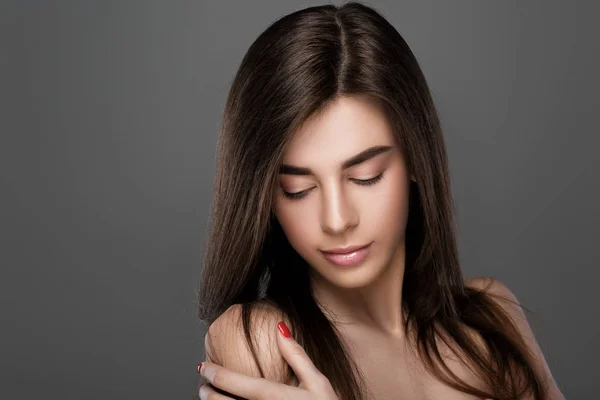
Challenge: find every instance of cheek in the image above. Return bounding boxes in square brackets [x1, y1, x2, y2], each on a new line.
[361, 173, 410, 236]
[273, 200, 316, 251]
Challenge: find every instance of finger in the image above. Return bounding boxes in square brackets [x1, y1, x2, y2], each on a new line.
[199, 383, 233, 400]
[198, 361, 273, 399]
[276, 321, 328, 386]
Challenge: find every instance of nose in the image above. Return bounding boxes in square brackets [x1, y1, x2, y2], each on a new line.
[320, 184, 359, 235]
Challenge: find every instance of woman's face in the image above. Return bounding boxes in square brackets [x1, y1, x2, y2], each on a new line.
[272, 95, 415, 289]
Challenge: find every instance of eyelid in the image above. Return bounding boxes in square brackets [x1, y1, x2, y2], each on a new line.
[281, 187, 313, 200]
[350, 172, 384, 185]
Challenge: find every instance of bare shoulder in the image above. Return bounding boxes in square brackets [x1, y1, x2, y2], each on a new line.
[466, 276, 519, 301]
[203, 300, 296, 384]
[465, 277, 565, 399]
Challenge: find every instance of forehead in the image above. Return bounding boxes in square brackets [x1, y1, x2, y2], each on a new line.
[283, 95, 396, 164]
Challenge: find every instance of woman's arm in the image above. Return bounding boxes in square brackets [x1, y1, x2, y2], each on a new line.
[198, 316, 338, 400]
[467, 277, 565, 400]
[203, 301, 298, 386]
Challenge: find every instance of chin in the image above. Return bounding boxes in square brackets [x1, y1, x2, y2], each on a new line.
[311, 259, 387, 290]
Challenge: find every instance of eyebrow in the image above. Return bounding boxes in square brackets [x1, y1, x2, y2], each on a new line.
[279, 145, 393, 175]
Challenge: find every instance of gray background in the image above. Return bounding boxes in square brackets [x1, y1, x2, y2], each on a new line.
[1, 1, 597, 399]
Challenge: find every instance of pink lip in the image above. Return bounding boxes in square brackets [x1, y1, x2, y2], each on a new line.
[320, 242, 373, 266]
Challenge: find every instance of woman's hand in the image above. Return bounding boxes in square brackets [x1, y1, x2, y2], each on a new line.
[197, 321, 339, 400]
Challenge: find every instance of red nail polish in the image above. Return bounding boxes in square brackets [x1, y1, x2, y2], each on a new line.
[277, 321, 291, 338]
[197, 363, 203, 374]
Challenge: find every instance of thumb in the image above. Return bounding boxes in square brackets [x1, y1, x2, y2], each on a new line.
[276, 321, 328, 386]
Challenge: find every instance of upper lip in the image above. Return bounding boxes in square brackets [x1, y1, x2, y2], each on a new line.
[321, 242, 371, 254]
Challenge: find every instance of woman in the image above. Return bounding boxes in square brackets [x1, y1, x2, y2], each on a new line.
[196, 2, 564, 399]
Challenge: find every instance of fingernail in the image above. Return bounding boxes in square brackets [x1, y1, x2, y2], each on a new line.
[277, 321, 291, 338]
[197, 363, 203, 374]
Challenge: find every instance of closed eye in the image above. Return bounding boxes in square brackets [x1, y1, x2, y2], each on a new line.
[282, 189, 312, 200]
[282, 173, 384, 200]
[350, 172, 384, 186]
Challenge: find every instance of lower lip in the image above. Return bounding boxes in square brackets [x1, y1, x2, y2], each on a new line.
[321, 243, 373, 267]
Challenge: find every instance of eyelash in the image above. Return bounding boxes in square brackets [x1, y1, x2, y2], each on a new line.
[282, 173, 384, 200]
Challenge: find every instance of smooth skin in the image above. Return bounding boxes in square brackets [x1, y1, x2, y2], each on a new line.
[198, 321, 338, 399]
[198, 96, 564, 399]
[197, 280, 563, 399]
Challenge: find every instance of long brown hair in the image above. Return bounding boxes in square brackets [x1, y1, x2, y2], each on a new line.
[197, 2, 544, 399]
